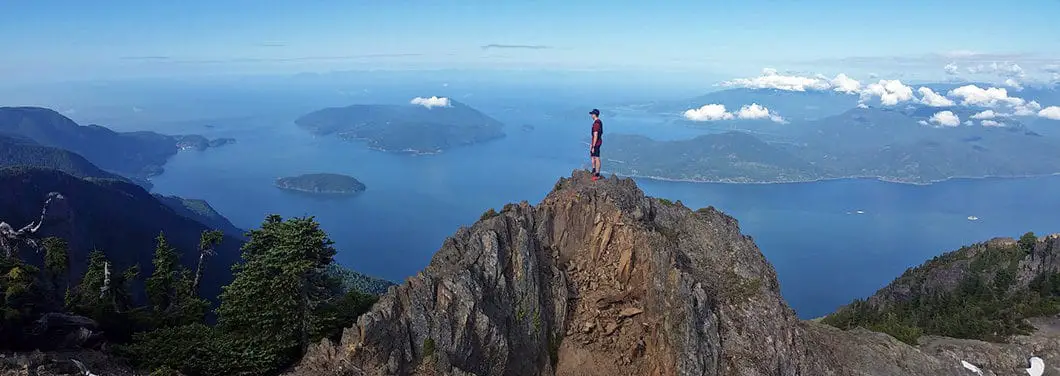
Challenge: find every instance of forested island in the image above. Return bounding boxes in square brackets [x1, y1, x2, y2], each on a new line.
[275, 173, 366, 194]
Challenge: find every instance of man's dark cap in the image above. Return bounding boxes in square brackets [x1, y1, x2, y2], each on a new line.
[589, 109, 600, 116]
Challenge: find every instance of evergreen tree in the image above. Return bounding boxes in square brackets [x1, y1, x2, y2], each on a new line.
[41, 237, 70, 303]
[0, 257, 43, 348]
[68, 250, 141, 342]
[144, 232, 209, 327]
[1019, 231, 1038, 252]
[215, 214, 337, 375]
[146, 232, 179, 313]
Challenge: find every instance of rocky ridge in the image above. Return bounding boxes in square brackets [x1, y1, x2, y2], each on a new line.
[287, 170, 1049, 376]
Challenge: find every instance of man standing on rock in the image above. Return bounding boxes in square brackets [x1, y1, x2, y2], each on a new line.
[589, 108, 603, 181]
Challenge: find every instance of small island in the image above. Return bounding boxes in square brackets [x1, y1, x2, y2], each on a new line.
[275, 173, 366, 195]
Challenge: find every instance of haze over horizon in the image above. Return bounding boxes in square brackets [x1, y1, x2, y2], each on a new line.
[2, 0, 1059, 88]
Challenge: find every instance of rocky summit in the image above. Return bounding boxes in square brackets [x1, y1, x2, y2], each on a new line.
[288, 170, 1048, 376]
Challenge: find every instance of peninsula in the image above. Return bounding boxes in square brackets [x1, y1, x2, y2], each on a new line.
[275, 173, 366, 195]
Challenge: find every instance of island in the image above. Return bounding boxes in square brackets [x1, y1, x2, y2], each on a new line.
[294, 97, 505, 154]
[275, 173, 366, 195]
[177, 135, 236, 151]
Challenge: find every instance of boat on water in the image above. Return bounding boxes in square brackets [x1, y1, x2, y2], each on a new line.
[967, 216, 979, 221]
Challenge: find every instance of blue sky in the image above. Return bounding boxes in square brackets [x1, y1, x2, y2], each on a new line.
[2, 0, 1059, 84]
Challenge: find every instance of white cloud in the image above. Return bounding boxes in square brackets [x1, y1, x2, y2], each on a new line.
[1004, 78, 1023, 90]
[944, 63, 959, 76]
[917, 87, 954, 107]
[720, 68, 832, 91]
[735, 103, 786, 123]
[966, 61, 1025, 78]
[947, 85, 1025, 108]
[928, 111, 960, 127]
[1014, 101, 1042, 116]
[981, 120, 1003, 127]
[830, 73, 862, 94]
[964, 120, 974, 126]
[860, 80, 915, 106]
[1040, 106, 1060, 120]
[918, 120, 929, 125]
[683, 103, 785, 123]
[1045, 65, 1060, 74]
[683, 104, 734, 121]
[971, 110, 999, 119]
[410, 96, 451, 108]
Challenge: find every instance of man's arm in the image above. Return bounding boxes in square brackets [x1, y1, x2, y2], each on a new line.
[591, 132, 598, 148]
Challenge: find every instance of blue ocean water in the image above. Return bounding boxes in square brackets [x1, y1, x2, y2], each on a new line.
[139, 107, 1060, 320]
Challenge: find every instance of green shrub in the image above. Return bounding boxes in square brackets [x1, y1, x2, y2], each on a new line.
[480, 208, 498, 221]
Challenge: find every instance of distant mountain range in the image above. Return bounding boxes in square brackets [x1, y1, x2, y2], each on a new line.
[0, 105, 395, 303]
[295, 98, 505, 154]
[0, 106, 233, 187]
[608, 87, 1060, 184]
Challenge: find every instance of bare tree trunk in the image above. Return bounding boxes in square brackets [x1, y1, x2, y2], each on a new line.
[193, 251, 207, 292]
[0, 192, 66, 259]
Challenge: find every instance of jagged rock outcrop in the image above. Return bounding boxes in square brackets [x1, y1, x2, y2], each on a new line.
[287, 170, 1007, 375]
[0, 350, 138, 376]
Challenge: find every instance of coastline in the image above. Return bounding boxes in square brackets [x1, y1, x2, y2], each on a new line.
[607, 169, 1060, 186]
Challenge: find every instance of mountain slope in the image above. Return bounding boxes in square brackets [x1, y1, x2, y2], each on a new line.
[606, 131, 823, 183]
[824, 234, 1060, 342]
[153, 194, 246, 239]
[288, 170, 1007, 376]
[0, 106, 230, 183]
[608, 106, 1060, 184]
[0, 167, 243, 303]
[0, 134, 132, 184]
[295, 99, 505, 154]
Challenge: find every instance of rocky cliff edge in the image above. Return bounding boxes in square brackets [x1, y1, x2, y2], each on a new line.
[288, 170, 1042, 376]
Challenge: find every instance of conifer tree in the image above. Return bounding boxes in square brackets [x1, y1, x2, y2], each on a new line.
[215, 214, 337, 375]
[41, 237, 70, 303]
[146, 232, 179, 313]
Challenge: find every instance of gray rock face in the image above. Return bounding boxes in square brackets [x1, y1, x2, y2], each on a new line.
[285, 170, 1025, 376]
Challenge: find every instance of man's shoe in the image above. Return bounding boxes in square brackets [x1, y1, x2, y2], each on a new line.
[591, 174, 600, 181]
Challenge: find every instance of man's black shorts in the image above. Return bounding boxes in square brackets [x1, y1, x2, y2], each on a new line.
[590, 145, 600, 157]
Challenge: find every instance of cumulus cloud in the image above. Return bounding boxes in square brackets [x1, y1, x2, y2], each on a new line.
[683, 103, 785, 123]
[1004, 78, 1023, 90]
[971, 110, 999, 119]
[1040, 106, 1060, 120]
[964, 120, 974, 126]
[966, 62, 1025, 78]
[947, 85, 1025, 108]
[860, 80, 915, 106]
[409, 96, 451, 109]
[928, 111, 961, 127]
[1045, 65, 1060, 74]
[735, 103, 786, 123]
[917, 87, 955, 107]
[918, 120, 929, 125]
[1014, 101, 1042, 116]
[944, 63, 960, 76]
[830, 73, 862, 94]
[720, 68, 832, 91]
[683, 104, 734, 121]
[981, 120, 1003, 127]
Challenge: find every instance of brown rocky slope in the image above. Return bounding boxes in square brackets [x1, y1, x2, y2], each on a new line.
[287, 170, 1039, 376]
